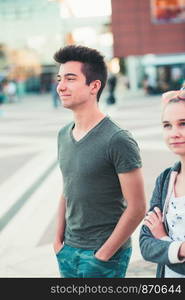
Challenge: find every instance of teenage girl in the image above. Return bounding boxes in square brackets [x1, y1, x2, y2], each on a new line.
[140, 88, 185, 278]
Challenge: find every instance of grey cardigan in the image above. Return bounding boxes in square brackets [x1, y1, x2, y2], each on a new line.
[139, 161, 185, 277]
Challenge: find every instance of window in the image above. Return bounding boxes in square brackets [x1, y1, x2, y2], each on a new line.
[151, 0, 185, 23]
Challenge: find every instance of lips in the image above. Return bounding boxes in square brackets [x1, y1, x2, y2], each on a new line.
[170, 142, 185, 145]
[60, 94, 71, 100]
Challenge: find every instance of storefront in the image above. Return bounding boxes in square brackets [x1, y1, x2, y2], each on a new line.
[142, 53, 185, 94]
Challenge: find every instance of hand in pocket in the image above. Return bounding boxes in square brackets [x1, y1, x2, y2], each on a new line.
[53, 241, 64, 255]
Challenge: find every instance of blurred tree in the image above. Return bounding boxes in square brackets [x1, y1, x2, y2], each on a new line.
[7, 48, 41, 81]
[0, 44, 41, 81]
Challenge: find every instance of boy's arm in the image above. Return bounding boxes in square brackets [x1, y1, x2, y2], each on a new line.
[95, 167, 146, 261]
[53, 194, 66, 254]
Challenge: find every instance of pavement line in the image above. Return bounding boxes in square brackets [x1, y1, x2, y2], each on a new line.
[0, 159, 57, 232]
[0, 151, 56, 217]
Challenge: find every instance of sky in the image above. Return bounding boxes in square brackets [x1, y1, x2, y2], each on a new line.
[59, 0, 112, 18]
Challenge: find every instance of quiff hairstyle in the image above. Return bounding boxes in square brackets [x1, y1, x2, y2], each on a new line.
[54, 45, 107, 101]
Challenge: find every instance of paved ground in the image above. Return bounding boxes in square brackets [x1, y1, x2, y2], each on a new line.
[0, 87, 176, 278]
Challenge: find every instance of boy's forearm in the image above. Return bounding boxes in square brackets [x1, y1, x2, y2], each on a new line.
[54, 194, 66, 243]
[95, 204, 146, 261]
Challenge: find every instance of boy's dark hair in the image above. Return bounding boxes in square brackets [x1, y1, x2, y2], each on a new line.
[54, 45, 107, 101]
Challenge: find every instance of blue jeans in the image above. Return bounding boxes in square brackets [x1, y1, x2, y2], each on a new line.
[56, 244, 132, 278]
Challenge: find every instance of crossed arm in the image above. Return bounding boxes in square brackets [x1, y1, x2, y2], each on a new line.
[144, 207, 185, 259]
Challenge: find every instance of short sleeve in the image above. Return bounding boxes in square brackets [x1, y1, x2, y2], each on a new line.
[108, 130, 142, 173]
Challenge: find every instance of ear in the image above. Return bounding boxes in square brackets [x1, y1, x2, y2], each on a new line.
[90, 80, 101, 95]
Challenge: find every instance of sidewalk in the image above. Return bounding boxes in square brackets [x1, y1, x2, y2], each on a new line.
[0, 92, 157, 278]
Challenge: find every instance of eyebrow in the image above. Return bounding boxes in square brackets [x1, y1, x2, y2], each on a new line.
[57, 73, 78, 78]
[162, 119, 185, 123]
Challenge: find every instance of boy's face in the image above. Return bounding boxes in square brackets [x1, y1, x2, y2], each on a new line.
[56, 61, 94, 110]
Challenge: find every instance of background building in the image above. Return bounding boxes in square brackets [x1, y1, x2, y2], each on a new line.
[111, 0, 185, 93]
[0, 0, 112, 95]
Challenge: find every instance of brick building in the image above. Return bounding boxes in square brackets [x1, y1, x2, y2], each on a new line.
[111, 0, 185, 92]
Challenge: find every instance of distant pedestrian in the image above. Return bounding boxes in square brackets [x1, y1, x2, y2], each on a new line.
[51, 79, 60, 108]
[106, 73, 117, 104]
[140, 87, 185, 278]
[143, 74, 157, 95]
[53, 45, 146, 278]
[4, 80, 17, 103]
[0, 81, 5, 116]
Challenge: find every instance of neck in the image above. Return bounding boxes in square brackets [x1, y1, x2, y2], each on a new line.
[73, 101, 106, 131]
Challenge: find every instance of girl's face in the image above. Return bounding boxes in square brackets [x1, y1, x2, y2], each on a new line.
[162, 102, 185, 157]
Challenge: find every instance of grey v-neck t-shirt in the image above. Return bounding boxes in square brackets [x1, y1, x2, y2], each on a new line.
[57, 116, 142, 250]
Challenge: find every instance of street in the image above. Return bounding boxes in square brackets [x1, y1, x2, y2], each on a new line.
[0, 90, 176, 277]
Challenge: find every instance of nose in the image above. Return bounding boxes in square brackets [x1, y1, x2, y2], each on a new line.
[57, 79, 67, 93]
[170, 126, 181, 138]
